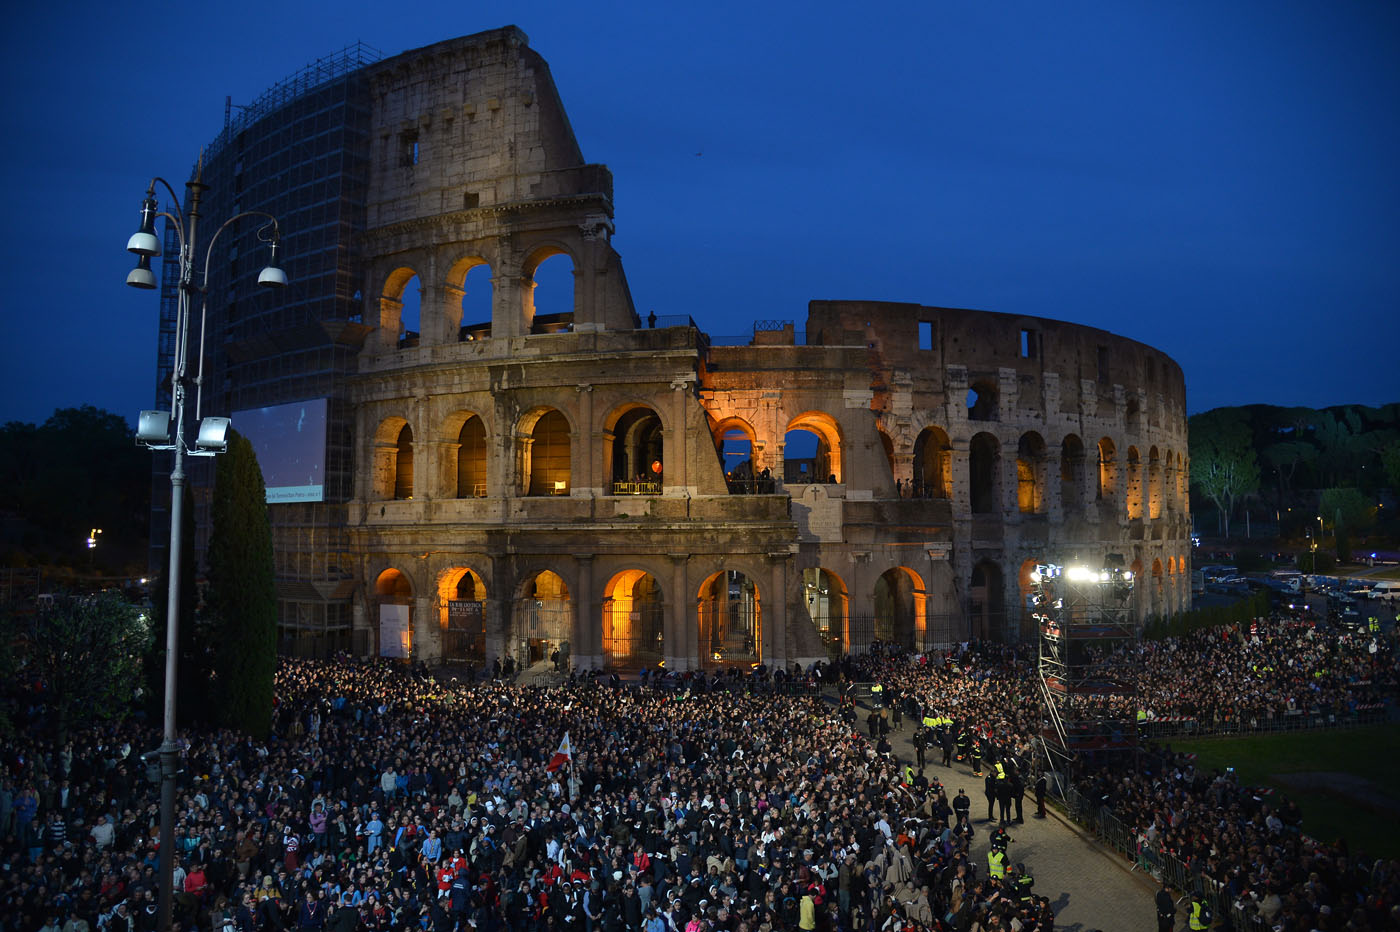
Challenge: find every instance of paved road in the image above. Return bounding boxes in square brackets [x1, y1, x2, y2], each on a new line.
[851, 704, 1164, 932]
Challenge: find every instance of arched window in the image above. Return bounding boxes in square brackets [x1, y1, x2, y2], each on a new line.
[455, 416, 488, 498]
[1148, 446, 1163, 519]
[913, 426, 951, 499]
[608, 407, 664, 495]
[802, 568, 848, 657]
[526, 251, 576, 334]
[1016, 432, 1047, 514]
[375, 569, 413, 658]
[967, 379, 998, 421]
[969, 432, 1001, 514]
[510, 571, 573, 668]
[451, 258, 494, 342]
[1097, 438, 1117, 502]
[969, 561, 1004, 640]
[874, 567, 924, 650]
[394, 425, 414, 500]
[783, 412, 842, 484]
[438, 568, 487, 663]
[524, 410, 572, 496]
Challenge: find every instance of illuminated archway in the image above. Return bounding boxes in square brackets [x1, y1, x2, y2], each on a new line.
[802, 567, 848, 657]
[602, 570, 664, 670]
[697, 570, 761, 668]
[375, 568, 414, 658]
[1061, 434, 1086, 512]
[522, 246, 577, 333]
[784, 411, 843, 484]
[1097, 438, 1118, 502]
[606, 404, 665, 495]
[438, 568, 488, 663]
[1016, 432, 1047, 514]
[1126, 447, 1143, 519]
[874, 567, 925, 650]
[441, 411, 488, 498]
[519, 408, 572, 496]
[372, 415, 410, 500]
[510, 570, 573, 669]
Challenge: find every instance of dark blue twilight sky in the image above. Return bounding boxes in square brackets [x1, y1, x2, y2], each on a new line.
[1, 1, 1396, 426]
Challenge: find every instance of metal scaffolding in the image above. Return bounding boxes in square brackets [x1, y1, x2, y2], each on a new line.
[1032, 559, 1138, 774]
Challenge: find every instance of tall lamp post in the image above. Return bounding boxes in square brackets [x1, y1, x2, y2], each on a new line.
[125, 162, 286, 932]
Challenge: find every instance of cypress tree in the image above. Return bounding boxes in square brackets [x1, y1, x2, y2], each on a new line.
[206, 431, 277, 738]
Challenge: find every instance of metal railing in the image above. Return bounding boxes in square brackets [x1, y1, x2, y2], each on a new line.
[1139, 705, 1389, 739]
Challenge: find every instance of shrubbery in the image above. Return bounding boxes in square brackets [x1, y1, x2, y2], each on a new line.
[1144, 589, 1269, 640]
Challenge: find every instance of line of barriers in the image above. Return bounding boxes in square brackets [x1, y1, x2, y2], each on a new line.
[1138, 704, 1390, 739]
[1061, 783, 1271, 931]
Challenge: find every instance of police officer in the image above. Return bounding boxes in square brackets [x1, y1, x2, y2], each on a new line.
[1011, 864, 1034, 905]
[984, 773, 998, 822]
[996, 772, 1014, 826]
[1155, 880, 1176, 932]
[987, 846, 1007, 883]
[940, 726, 954, 768]
[912, 726, 927, 773]
[1188, 891, 1211, 930]
[1034, 772, 1048, 818]
[952, 789, 971, 827]
[1010, 766, 1025, 823]
[990, 826, 1012, 857]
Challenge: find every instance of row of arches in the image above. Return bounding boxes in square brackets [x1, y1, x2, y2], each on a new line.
[381, 251, 577, 347]
[909, 427, 1187, 518]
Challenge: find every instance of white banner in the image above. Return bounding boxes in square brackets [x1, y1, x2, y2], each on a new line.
[379, 604, 411, 658]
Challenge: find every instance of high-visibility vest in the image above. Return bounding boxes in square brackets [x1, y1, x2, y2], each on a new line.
[987, 850, 1006, 879]
[995, 763, 1007, 780]
[1189, 901, 1207, 930]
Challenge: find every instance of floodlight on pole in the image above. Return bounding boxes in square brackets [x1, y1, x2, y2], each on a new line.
[124, 159, 287, 932]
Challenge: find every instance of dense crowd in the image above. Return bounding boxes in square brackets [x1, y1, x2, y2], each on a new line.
[2, 656, 1048, 932]
[1, 608, 1396, 932]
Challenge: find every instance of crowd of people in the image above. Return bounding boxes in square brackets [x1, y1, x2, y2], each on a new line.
[0, 607, 1395, 932]
[2, 655, 1053, 932]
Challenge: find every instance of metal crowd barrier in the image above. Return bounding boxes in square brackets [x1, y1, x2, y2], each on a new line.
[1138, 705, 1388, 739]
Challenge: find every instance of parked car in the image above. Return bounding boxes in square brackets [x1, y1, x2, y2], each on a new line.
[1370, 580, 1400, 601]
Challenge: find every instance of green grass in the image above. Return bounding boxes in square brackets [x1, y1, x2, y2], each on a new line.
[1170, 724, 1400, 858]
[1366, 566, 1400, 580]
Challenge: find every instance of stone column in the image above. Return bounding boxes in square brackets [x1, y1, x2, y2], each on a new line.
[949, 440, 971, 519]
[413, 594, 439, 663]
[667, 554, 690, 671]
[573, 555, 595, 670]
[924, 545, 957, 650]
[767, 553, 788, 666]
[669, 378, 692, 494]
[377, 295, 403, 353]
[575, 384, 595, 496]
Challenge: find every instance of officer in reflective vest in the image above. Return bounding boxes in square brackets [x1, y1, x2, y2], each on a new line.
[987, 848, 1006, 880]
[1012, 864, 1034, 903]
[1188, 892, 1210, 930]
[871, 682, 884, 708]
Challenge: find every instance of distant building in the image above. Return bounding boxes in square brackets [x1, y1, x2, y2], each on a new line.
[155, 27, 1190, 670]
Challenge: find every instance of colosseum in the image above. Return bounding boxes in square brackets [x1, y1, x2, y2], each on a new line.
[177, 27, 1190, 671]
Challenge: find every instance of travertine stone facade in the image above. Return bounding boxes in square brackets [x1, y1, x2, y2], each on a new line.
[344, 28, 1190, 671]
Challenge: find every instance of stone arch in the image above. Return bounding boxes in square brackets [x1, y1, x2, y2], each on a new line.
[784, 410, 844, 483]
[874, 566, 926, 650]
[375, 568, 414, 658]
[969, 431, 1001, 514]
[381, 265, 422, 349]
[521, 242, 578, 334]
[1060, 434, 1086, 511]
[913, 425, 952, 499]
[604, 402, 666, 494]
[1126, 446, 1143, 519]
[602, 568, 665, 671]
[437, 567, 488, 663]
[371, 415, 412, 500]
[967, 377, 998, 421]
[968, 560, 1005, 640]
[517, 407, 573, 496]
[1097, 437, 1118, 502]
[447, 255, 495, 341]
[440, 410, 489, 498]
[509, 569, 573, 669]
[697, 569, 761, 668]
[801, 567, 848, 657]
[711, 416, 764, 492]
[1148, 446, 1163, 520]
[1016, 431, 1048, 514]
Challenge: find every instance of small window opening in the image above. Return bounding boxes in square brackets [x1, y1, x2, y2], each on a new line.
[919, 321, 935, 351]
[400, 131, 420, 167]
[1020, 329, 1037, 359]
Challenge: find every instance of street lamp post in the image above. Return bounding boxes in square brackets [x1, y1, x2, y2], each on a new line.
[126, 161, 286, 932]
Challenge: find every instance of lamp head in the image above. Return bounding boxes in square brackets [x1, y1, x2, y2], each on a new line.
[257, 240, 288, 288]
[126, 254, 158, 290]
[195, 416, 231, 453]
[127, 194, 161, 257]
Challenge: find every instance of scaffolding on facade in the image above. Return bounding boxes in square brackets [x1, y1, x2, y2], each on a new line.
[1033, 558, 1138, 775]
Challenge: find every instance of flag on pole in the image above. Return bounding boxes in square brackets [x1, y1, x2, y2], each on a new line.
[546, 732, 573, 772]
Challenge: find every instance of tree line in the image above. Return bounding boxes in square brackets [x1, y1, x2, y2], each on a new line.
[1189, 403, 1400, 551]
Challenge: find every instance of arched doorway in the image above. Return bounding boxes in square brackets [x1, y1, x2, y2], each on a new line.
[784, 412, 842, 484]
[438, 568, 487, 664]
[1061, 434, 1086, 512]
[602, 570, 665, 671]
[801, 567, 848, 657]
[968, 561, 1004, 641]
[912, 426, 951, 499]
[522, 409, 572, 496]
[375, 568, 413, 658]
[874, 567, 925, 650]
[698, 570, 761, 669]
[512, 571, 573, 670]
[969, 432, 1001, 514]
